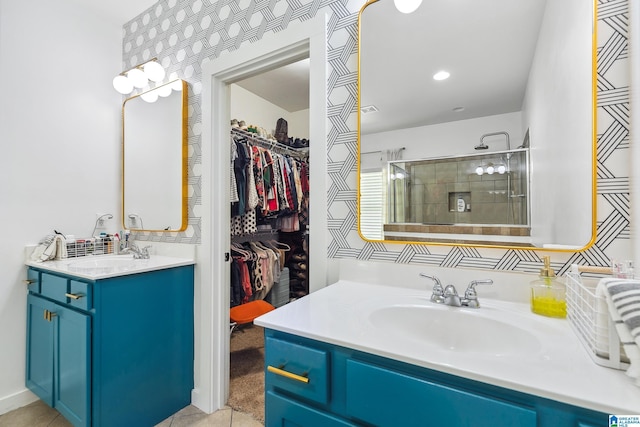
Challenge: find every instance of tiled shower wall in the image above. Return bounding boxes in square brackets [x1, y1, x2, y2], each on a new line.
[122, 0, 631, 274]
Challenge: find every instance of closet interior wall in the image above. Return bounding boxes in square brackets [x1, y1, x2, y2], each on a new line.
[230, 127, 310, 311]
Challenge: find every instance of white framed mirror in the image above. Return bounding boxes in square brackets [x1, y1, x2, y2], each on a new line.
[357, 0, 597, 250]
[122, 79, 188, 232]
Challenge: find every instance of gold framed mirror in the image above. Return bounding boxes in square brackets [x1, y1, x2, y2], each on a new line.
[357, 0, 597, 250]
[122, 79, 188, 232]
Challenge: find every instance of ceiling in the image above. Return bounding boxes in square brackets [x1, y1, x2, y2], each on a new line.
[235, 59, 311, 113]
[80, 0, 158, 25]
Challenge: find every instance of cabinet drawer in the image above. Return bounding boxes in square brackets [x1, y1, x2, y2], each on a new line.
[68, 280, 92, 311]
[266, 391, 355, 427]
[346, 359, 537, 427]
[26, 269, 40, 293]
[265, 336, 330, 405]
[41, 273, 68, 303]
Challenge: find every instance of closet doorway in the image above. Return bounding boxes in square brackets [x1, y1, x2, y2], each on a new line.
[227, 59, 310, 422]
[199, 15, 328, 416]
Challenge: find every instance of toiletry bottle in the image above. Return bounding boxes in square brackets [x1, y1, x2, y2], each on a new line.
[530, 256, 566, 318]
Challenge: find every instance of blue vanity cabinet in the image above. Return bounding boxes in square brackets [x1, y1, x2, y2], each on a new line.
[25, 265, 194, 427]
[264, 329, 609, 427]
[26, 292, 90, 427]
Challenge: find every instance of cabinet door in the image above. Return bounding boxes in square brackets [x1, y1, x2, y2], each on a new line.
[346, 359, 537, 427]
[54, 304, 91, 427]
[25, 294, 91, 427]
[26, 294, 55, 406]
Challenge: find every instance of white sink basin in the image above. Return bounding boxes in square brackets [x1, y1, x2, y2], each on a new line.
[368, 304, 542, 356]
[68, 256, 140, 274]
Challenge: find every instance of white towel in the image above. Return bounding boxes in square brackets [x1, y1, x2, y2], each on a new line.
[598, 278, 640, 385]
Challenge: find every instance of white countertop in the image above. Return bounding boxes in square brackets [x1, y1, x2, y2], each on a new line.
[255, 280, 640, 414]
[25, 254, 195, 280]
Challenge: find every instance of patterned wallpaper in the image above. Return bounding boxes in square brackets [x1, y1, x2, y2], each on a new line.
[122, 0, 631, 275]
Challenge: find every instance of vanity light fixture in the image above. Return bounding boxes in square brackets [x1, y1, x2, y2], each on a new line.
[138, 79, 184, 103]
[113, 58, 166, 95]
[433, 70, 450, 81]
[394, 0, 422, 14]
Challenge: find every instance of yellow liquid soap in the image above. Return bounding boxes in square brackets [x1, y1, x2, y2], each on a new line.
[530, 294, 567, 318]
[530, 257, 566, 318]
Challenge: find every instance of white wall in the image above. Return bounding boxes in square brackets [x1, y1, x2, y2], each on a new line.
[230, 84, 309, 140]
[0, 0, 123, 412]
[523, 0, 593, 248]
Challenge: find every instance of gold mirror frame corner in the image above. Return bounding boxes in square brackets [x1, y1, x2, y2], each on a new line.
[121, 79, 189, 233]
[356, 0, 599, 253]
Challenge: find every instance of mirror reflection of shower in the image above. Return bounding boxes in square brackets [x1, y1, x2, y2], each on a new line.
[386, 133, 529, 227]
[388, 163, 409, 223]
[473, 131, 528, 226]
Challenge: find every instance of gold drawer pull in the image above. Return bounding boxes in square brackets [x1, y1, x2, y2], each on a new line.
[267, 365, 310, 384]
[23, 279, 36, 285]
[65, 293, 83, 300]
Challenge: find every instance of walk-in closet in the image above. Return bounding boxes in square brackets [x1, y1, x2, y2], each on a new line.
[226, 59, 310, 423]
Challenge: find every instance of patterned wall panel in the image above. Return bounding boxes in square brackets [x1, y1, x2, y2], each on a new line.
[122, 0, 631, 274]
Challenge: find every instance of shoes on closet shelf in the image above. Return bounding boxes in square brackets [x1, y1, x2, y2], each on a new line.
[289, 262, 306, 271]
[291, 270, 307, 280]
[238, 120, 248, 130]
[292, 138, 308, 149]
[231, 119, 239, 128]
[290, 253, 307, 262]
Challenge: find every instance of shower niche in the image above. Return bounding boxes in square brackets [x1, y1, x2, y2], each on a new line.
[384, 149, 530, 245]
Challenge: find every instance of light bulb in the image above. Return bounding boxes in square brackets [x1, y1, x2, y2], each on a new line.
[396, 172, 405, 180]
[143, 61, 166, 82]
[497, 165, 506, 174]
[475, 166, 484, 176]
[127, 68, 148, 88]
[394, 0, 422, 14]
[140, 90, 159, 103]
[486, 165, 495, 175]
[113, 75, 133, 94]
[157, 84, 172, 97]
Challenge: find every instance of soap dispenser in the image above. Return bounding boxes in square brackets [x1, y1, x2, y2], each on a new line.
[530, 256, 566, 318]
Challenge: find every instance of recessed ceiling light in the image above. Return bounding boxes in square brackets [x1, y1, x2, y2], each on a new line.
[433, 71, 450, 81]
[361, 105, 379, 114]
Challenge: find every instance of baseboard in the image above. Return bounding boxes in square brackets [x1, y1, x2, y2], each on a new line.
[0, 389, 38, 416]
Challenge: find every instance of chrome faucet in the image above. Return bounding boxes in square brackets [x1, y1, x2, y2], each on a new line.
[419, 273, 444, 303]
[120, 242, 151, 259]
[461, 279, 493, 308]
[420, 274, 493, 308]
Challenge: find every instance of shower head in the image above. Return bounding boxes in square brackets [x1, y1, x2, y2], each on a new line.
[474, 143, 489, 150]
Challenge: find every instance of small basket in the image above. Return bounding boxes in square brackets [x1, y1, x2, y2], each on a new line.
[565, 265, 629, 370]
[62, 237, 114, 259]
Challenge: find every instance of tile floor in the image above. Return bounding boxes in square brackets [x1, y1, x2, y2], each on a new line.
[0, 399, 264, 427]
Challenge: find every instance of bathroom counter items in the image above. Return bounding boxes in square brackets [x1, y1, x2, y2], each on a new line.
[25, 254, 195, 280]
[255, 280, 640, 415]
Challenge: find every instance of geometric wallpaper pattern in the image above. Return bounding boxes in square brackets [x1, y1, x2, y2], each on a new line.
[122, 0, 631, 275]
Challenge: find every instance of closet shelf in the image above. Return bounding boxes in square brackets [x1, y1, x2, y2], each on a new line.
[231, 127, 309, 159]
[231, 229, 281, 243]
